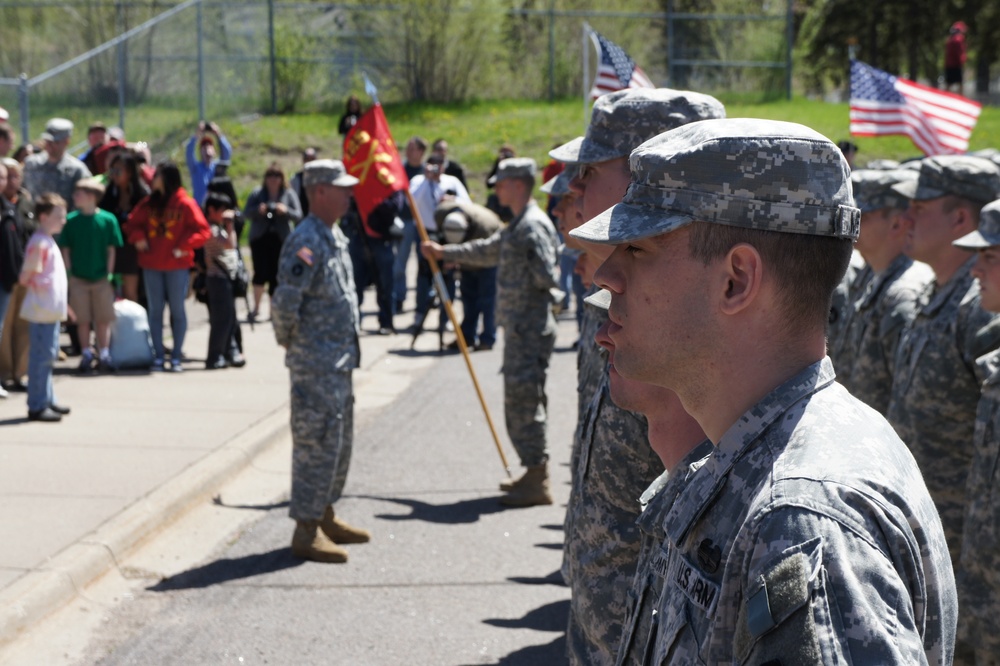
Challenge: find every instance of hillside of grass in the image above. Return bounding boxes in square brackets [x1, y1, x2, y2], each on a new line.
[19, 95, 1000, 206]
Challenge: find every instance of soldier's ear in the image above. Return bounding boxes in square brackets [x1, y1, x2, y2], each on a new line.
[719, 243, 762, 317]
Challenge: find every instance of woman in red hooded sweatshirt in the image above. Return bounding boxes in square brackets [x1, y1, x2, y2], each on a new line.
[125, 161, 210, 372]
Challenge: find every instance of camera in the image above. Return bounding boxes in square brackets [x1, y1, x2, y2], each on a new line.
[265, 202, 278, 220]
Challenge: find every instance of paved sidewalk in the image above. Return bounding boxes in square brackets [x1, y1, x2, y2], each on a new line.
[0, 288, 460, 647]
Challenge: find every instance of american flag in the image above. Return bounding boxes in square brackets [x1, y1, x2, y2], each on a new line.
[849, 60, 981, 156]
[589, 30, 654, 100]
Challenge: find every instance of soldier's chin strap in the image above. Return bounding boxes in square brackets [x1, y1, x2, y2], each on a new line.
[405, 190, 513, 479]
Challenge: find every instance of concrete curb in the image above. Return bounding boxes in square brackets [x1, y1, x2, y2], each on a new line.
[0, 405, 291, 647]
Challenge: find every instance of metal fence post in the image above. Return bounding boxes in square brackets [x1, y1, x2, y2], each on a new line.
[785, 0, 793, 100]
[117, 0, 127, 129]
[197, 0, 205, 121]
[269, 0, 277, 114]
[18, 74, 29, 144]
[547, 0, 555, 102]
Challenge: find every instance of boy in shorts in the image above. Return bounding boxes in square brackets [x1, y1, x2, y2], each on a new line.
[59, 177, 123, 372]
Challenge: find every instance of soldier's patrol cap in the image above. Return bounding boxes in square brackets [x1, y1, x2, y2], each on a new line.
[851, 169, 916, 213]
[487, 157, 536, 185]
[583, 288, 611, 311]
[548, 88, 726, 165]
[303, 159, 359, 188]
[540, 164, 578, 196]
[865, 158, 902, 171]
[571, 118, 860, 245]
[891, 155, 1000, 203]
[953, 199, 1000, 250]
[41, 118, 74, 142]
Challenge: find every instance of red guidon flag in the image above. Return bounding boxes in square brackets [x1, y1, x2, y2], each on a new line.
[343, 103, 408, 222]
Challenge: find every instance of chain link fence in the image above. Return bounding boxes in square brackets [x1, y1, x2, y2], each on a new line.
[0, 0, 792, 152]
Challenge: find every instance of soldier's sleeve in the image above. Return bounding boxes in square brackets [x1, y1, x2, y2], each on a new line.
[441, 230, 502, 268]
[734, 506, 945, 665]
[522, 223, 559, 292]
[270, 235, 316, 348]
[877, 291, 921, 380]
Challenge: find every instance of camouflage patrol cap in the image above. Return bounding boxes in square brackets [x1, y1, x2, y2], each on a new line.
[891, 155, 1000, 203]
[303, 159, 359, 188]
[548, 88, 726, 164]
[40, 118, 73, 143]
[571, 118, 860, 244]
[865, 158, 902, 171]
[851, 169, 916, 213]
[953, 199, 1000, 250]
[583, 288, 611, 311]
[540, 164, 578, 196]
[487, 157, 536, 185]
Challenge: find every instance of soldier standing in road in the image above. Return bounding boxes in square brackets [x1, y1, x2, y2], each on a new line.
[548, 87, 725, 666]
[575, 118, 956, 663]
[421, 158, 561, 507]
[952, 200, 1000, 665]
[837, 169, 933, 413]
[272, 159, 371, 563]
[22, 118, 91, 208]
[885, 155, 1000, 569]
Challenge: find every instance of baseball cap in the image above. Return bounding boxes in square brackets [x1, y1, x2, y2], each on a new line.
[540, 164, 578, 196]
[549, 88, 726, 165]
[571, 118, 860, 245]
[41, 118, 74, 142]
[851, 169, 917, 213]
[487, 157, 536, 186]
[303, 159, 359, 187]
[891, 155, 1000, 203]
[74, 177, 106, 197]
[954, 199, 1000, 250]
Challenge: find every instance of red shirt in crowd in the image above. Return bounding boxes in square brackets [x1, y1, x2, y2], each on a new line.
[125, 188, 211, 272]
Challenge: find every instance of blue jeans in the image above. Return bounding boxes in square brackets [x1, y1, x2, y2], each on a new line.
[27, 322, 59, 412]
[143, 268, 189, 362]
[0, 286, 10, 346]
[459, 266, 497, 347]
[393, 218, 416, 307]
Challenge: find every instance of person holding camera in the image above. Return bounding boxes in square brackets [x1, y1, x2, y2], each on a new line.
[202, 192, 244, 370]
[185, 121, 232, 206]
[244, 162, 302, 322]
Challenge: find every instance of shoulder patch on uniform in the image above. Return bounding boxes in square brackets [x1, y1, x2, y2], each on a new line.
[296, 246, 314, 266]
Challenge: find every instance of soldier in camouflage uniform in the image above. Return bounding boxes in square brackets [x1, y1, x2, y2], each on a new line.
[826, 249, 872, 372]
[422, 158, 561, 507]
[581, 287, 712, 666]
[22, 119, 91, 209]
[272, 159, 370, 563]
[548, 88, 725, 665]
[953, 201, 1000, 665]
[574, 118, 956, 663]
[885, 155, 1000, 567]
[837, 169, 933, 413]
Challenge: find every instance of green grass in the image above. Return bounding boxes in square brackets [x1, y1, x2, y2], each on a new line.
[17, 95, 1000, 207]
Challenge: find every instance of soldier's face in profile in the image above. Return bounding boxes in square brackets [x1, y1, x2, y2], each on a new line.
[569, 157, 630, 227]
[972, 247, 1000, 313]
[594, 226, 714, 388]
[595, 317, 680, 413]
[902, 196, 956, 264]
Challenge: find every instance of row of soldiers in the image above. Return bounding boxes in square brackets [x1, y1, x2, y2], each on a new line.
[421, 86, 1000, 664]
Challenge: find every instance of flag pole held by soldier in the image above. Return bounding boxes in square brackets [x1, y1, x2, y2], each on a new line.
[341, 91, 512, 478]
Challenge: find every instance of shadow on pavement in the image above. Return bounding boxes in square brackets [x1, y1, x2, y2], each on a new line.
[0, 416, 30, 426]
[507, 569, 565, 587]
[494, 634, 567, 665]
[211, 495, 290, 511]
[483, 598, 569, 634]
[362, 494, 510, 524]
[146, 548, 303, 591]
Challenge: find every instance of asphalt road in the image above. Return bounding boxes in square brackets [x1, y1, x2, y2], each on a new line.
[71, 316, 581, 666]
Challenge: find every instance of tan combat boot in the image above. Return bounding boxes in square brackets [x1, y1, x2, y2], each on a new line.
[499, 465, 553, 507]
[320, 506, 371, 544]
[499, 465, 543, 492]
[291, 520, 349, 563]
